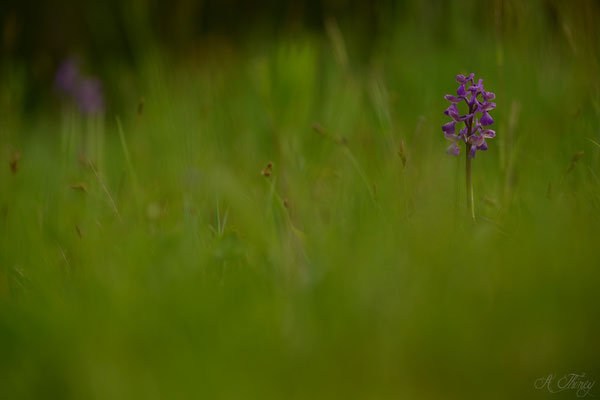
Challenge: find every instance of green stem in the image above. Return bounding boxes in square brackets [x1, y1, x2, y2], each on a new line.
[466, 141, 475, 221]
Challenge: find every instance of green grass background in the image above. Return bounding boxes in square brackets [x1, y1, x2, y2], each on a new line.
[1, 1, 600, 399]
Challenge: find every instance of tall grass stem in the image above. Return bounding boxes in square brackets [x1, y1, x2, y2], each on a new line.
[466, 142, 475, 221]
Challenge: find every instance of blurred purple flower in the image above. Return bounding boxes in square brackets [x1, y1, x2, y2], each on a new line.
[55, 58, 105, 115]
[76, 78, 104, 114]
[54, 59, 79, 95]
[442, 73, 496, 158]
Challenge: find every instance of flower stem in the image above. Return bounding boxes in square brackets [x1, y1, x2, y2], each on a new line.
[465, 141, 475, 221]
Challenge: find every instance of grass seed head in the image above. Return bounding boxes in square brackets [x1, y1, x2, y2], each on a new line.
[566, 151, 584, 172]
[70, 183, 88, 192]
[261, 162, 273, 177]
[9, 151, 20, 174]
[398, 141, 407, 167]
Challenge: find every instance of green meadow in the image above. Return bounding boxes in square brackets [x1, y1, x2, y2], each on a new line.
[1, 1, 599, 398]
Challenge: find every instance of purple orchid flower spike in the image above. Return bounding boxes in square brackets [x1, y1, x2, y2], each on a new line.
[442, 74, 496, 158]
[442, 73, 496, 220]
